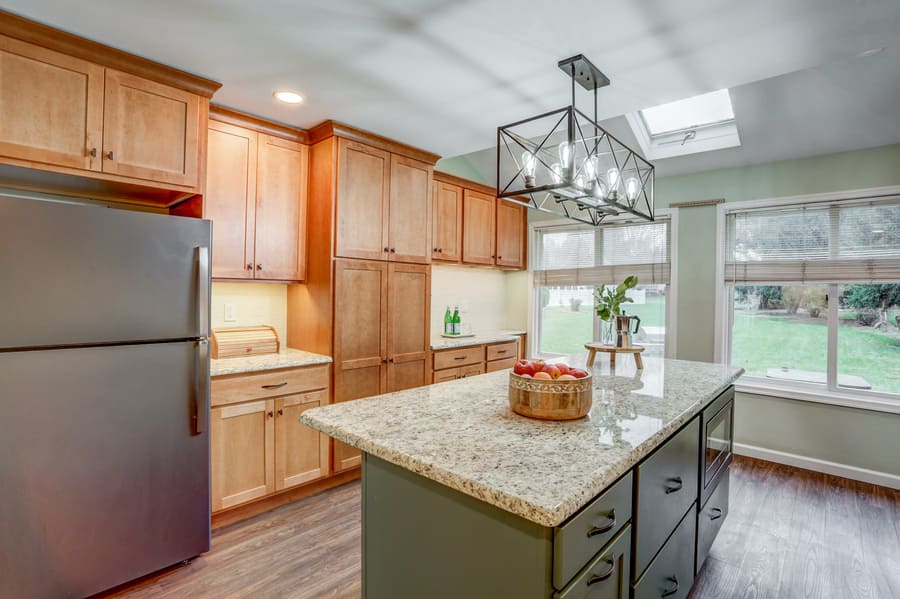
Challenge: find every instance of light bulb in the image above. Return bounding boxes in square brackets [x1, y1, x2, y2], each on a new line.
[575, 174, 585, 190]
[625, 177, 640, 202]
[583, 156, 596, 182]
[558, 142, 573, 176]
[593, 180, 608, 200]
[606, 168, 621, 200]
[550, 162, 562, 184]
[521, 151, 537, 187]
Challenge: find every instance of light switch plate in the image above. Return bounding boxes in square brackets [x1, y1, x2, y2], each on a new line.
[224, 303, 237, 323]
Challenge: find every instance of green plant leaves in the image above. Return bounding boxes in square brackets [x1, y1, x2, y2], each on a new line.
[594, 276, 639, 320]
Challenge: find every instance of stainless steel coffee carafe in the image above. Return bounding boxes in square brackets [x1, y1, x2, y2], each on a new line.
[614, 314, 641, 348]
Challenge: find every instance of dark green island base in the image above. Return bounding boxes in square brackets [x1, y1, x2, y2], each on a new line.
[361, 387, 734, 599]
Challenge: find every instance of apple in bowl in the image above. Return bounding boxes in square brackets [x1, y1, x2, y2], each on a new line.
[509, 360, 592, 420]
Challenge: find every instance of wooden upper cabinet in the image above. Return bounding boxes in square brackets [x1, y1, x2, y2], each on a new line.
[254, 135, 308, 281]
[0, 36, 103, 171]
[462, 189, 496, 265]
[432, 181, 463, 262]
[387, 263, 431, 392]
[102, 69, 200, 187]
[388, 155, 432, 264]
[336, 139, 390, 261]
[274, 391, 330, 490]
[205, 121, 257, 279]
[495, 199, 527, 269]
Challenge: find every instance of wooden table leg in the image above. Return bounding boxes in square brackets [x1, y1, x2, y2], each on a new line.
[586, 348, 597, 367]
[634, 352, 643, 369]
[609, 351, 616, 366]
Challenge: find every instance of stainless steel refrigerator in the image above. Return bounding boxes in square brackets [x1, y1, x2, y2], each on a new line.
[0, 195, 212, 598]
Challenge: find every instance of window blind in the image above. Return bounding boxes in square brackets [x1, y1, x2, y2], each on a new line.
[724, 196, 900, 283]
[534, 220, 670, 286]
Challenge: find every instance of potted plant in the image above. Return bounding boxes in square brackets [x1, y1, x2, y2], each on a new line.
[595, 276, 638, 345]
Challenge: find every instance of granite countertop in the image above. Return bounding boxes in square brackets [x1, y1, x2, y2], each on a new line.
[211, 348, 332, 377]
[430, 329, 527, 350]
[301, 355, 743, 527]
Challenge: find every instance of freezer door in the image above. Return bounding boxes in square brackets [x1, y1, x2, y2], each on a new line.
[0, 342, 210, 599]
[0, 196, 211, 350]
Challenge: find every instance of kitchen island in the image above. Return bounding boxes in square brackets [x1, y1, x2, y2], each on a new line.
[302, 356, 743, 599]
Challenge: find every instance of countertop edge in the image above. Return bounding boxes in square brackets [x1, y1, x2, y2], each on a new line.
[210, 351, 333, 377]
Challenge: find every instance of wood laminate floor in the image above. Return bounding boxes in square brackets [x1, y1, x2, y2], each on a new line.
[108, 456, 900, 599]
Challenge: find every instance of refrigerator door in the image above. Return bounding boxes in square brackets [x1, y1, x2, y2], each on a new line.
[0, 196, 211, 350]
[0, 342, 210, 599]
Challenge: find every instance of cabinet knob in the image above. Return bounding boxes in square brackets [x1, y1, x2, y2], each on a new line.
[277, 408, 284, 416]
[390, 248, 396, 253]
[433, 247, 438, 253]
[246, 263, 254, 270]
[384, 247, 389, 253]
[389, 357, 394, 363]
[491, 255, 496, 259]
[267, 411, 274, 418]
[382, 358, 387, 363]
[89, 147, 97, 157]
[498, 256, 502, 260]
[105, 150, 114, 161]
[438, 248, 443, 253]
[256, 264, 263, 271]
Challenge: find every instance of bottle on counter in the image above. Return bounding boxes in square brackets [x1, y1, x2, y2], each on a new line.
[452, 306, 461, 335]
[444, 306, 452, 335]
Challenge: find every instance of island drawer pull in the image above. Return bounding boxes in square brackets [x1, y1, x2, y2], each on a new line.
[496, 350, 507, 354]
[662, 575, 679, 597]
[453, 356, 467, 361]
[586, 559, 615, 585]
[587, 509, 616, 537]
[262, 382, 288, 390]
[709, 507, 723, 521]
[664, 476, 683, 494]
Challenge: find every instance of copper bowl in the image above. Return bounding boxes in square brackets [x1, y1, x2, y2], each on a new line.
[508, 372, 593, 421]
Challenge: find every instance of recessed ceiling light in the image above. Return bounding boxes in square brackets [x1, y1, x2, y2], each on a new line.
[857, 47, 885, 58]
[273, 90, 304, 104]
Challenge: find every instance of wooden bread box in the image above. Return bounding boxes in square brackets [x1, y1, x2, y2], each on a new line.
[211, 325, 280, 359]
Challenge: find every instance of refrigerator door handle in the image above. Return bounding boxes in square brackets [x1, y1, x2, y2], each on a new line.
[193, 339, 210, 435]
[196, 246, 210, 338]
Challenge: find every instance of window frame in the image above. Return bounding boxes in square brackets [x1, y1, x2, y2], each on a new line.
[528, 209, 678, 360]
[715, 185, 900, 414]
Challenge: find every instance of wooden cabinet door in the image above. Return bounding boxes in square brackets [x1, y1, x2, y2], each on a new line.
[462, 189, 495, 265]
[388, 154, 432, 264]
[210, 399, 275, 512]
[102, 69, 200, 187]
[254, 135, 308, 281]
[495, 199, 527, 269]
[333, 259, 388, 471]
[274, 391, 330, 490]
[0, 36, 103, 171]
[387, 263, 430, 392]
[336, 139, 390, 261]
[432, 181, 462, 262]
[205, 121, 257, 279]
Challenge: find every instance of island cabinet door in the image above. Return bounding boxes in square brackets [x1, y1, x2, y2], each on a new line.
[210, 400, 275, 512]
[462, 189, 496, 265]
[387, 263, 430, 392]
[274, 391, 330, 490]
[335, 139, 390, 261]
[333, 259, 388, 471]
[387, 154, 432, 264]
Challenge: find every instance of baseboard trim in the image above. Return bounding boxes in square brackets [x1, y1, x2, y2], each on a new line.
[734, 443, 900, 490]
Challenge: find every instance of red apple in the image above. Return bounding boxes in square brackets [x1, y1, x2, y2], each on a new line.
[513, 359, 535, 376]
[569, 368, 589, 379]
[558, 374, 576, 380]
[556, 363, 571, 375]
[533, 371, 552, 380]
[531, 360, 545, 372]
[541, 364, 561, 379]
[519, 373, 533, 378]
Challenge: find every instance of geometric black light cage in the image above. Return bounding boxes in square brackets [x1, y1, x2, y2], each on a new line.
[497, 54, 654, 226]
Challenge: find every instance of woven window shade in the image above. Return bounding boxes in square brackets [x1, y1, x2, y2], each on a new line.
[534, 220, 670, 287]
[724, 197, 900, 284]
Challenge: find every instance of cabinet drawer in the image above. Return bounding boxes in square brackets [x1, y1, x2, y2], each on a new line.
[486, 341, 517, 362]
[433, 346, 484, 370]
[211, 365, 330, 407]
[633, 504, 696, 599]
[555, 524, 631, 599]
[458, 363, 485, 378]
[486, 356, 517, 373]
[554, 472, 633, 589]
[697, 468, 729, 574]
[432, 368, 459, 384]
[634, 418, 699, 577]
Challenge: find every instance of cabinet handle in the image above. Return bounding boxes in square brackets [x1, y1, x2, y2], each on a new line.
[382, 358, 388, 363]
[105, 150, 114, 160]
[390, 248, 396, 253]
[262, 382, 288, 390]
[256, 264, 263, 271]
[439, 248, 443, 253]
[662, 575, 679, 597]
[267, 411, 274, 418]
[89, 147, 97, 157]
[664, 476, 683, 494]
[433, 247, 439, 252]
[384, 247, 390, 253]
[498, 256, 502, 260]
[587, 509, 616, 537]
[246, 263, 254, 270]
[496, 350, 507, 355]
[388, 357, 394, 363]
[453, 356, 467, 361]
[586, 559, 615, 585]
[277, 408, 284, 416]
[709, 507, 724, 521]
[491, 255, 496, 259]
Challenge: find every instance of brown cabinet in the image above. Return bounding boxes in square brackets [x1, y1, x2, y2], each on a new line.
[206, 118, 308, 281]
[495, 199, 527, 269]
[0, 36, 103, 171]
[462, 189, 496, 265]
[210, 365, 331, 513]
[102, 69, 200, 187]
[335, 139, 432, 265]
[432, 180, 463, 262]
[432, 339, 519, 382]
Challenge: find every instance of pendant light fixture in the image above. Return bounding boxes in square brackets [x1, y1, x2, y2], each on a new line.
[496, 55, 655, 226]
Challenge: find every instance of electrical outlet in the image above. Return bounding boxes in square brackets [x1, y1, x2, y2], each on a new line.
[224, 303, 237, 323]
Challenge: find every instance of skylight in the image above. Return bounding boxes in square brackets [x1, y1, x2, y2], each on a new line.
[640, 89, 735, 136]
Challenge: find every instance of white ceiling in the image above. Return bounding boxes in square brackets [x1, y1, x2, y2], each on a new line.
[5, 0, 899, 175]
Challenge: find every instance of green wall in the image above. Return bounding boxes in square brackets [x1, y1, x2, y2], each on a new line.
[656, 143, 900, 477]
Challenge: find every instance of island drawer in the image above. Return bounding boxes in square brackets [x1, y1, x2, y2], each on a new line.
[486, 341, 517, 362]
[553, 471, 633, 589]
[554, 524, 631, 599]
[433, 346, 484, 370]
[458, 363, 485, 378]
[633, 503, 696, 599]
[211, 365, 330, 407]
[634, 418, 700, 577]
[486, 356, 517, 373]
[696, 468, 729, 574]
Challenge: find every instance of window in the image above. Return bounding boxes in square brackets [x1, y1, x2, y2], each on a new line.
[625, 89, 740, 160]
[533, 218, 673, 358]
[722, 195, 900, 401]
